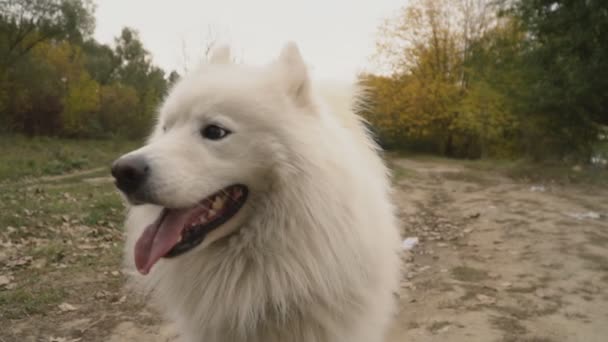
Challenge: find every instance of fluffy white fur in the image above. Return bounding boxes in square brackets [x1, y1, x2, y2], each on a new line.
[120, 43, 401, 342]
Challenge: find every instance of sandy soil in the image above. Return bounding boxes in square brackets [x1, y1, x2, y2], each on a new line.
[4, 157, 608, 341]
[386, 158, 608, 342]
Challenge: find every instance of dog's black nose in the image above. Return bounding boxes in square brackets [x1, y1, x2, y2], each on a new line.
[111, 155, 149, 194]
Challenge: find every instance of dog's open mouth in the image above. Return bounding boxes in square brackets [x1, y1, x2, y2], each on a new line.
[134, 184, 248, 275]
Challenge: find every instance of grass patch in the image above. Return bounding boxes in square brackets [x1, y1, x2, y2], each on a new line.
[385, 158, 419, 182]
[0, 284, 66, 319]
[0, 136, 133, 326]
[0, 134, 138, 181]
[439, 170, 495, 185]
[386, 151, 463, 164]
[30, 242, 68, 262]
[388, 149, 608, 187]
[0, 180, 125, 321]
[391, 166, 418, 182]
[0, 181, 124, 236]
[465, 158, 608, 187]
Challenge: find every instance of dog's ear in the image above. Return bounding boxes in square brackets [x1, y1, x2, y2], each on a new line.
[277, 42, 313, 108]
[209, 45, 231, 64]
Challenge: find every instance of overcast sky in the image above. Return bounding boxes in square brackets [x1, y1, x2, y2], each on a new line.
[93, 0, 405, 81]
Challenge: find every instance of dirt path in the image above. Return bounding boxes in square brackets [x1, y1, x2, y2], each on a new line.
[0, 167, 108, 190]
[387, 158, 608, 342]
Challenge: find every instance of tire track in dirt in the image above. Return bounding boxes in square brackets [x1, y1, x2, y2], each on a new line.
[0, 167, 108, 190]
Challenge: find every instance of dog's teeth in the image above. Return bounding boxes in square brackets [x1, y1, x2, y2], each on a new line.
[212, 197, 224, 210]
[208, 209, 216, 217]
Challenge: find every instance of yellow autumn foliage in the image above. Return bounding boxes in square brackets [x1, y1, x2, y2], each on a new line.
[361, 0, 521, 158]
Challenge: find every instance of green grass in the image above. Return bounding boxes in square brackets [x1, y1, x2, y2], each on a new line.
[0, 285, 67, 319]
[387, 148, 608, 187]
[0, 135, 135, 323]
[0, 134, 139, 181]
[385, 159, 419, 182]
[464, 158, 608, 187]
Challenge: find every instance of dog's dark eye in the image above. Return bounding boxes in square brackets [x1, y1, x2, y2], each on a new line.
[201, 124, 230, 140]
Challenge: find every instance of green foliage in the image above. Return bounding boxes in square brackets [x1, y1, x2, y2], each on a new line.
[508, 0, 608, 160]
[364, 0, 607, 161]
[0, 1, 177, 139]
[0, 0, 95, 70]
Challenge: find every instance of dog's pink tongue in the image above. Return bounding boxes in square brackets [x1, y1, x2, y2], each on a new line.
[135, 209, 190, 275]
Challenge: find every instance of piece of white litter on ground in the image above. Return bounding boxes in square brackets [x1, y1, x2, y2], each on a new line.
[530, 185, 545, 192]
[566, 211, 601, 220]
[402, 237, 419, 251]
[58, 302, 77, 312]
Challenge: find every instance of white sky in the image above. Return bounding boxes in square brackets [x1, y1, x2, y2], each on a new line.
[93, 0, 405, 81]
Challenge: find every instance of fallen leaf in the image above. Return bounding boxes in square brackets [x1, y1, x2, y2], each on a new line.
[7, 255, 33, 268]
[113, 295, 127, 304]
[467, 212, 480, 219]
[94, 290, 109, 299]
[58, 302, 77, 312]
[476, 294, 496, 305]
[438, 325, 450, 333]
[418, 265, 431, 272]
[0, 274, 13, 288]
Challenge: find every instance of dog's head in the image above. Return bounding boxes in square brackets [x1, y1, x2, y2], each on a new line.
[112, 43, 317, 275]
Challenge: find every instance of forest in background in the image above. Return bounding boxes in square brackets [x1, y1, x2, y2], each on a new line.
[0, 0, 178, 139]
[1, 0, 607, 162]
[360, 0, 608, 161]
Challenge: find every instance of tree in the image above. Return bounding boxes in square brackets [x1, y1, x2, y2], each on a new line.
[0, 0, 95, 71]
[366, 0, 530, 158]
[372, 0, 483, 156]
[167, 70, 180, 87]
[113, 27, 169, 137]
[509, 0, 608, 159]
[98, 83, 139, 137]
[81, 40, 120, 85]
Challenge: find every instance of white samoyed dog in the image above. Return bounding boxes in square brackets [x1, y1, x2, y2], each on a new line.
[111, 42, 401, 342]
